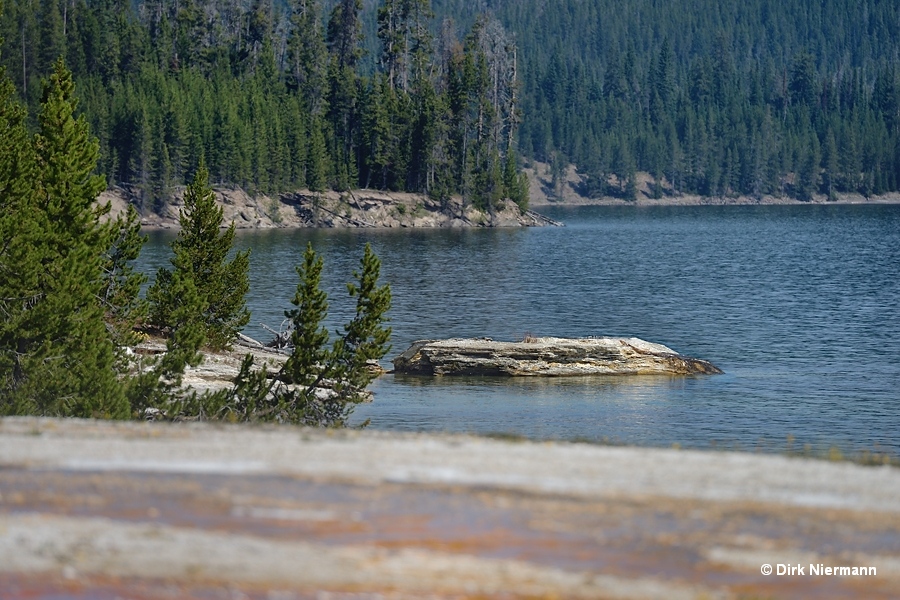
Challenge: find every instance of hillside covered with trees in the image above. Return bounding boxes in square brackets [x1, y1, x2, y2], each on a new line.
[2, 0, 899, 203]
[0, 0, 527, 211]
[474, 0, 900, 200]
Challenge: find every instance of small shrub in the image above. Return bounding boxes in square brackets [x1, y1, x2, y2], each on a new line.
[267, 198, 283, 224]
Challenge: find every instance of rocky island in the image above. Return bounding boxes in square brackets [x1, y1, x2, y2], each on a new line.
[393, 337, 722, 376]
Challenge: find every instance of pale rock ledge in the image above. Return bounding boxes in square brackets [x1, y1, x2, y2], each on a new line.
[392, 337, 722, 376]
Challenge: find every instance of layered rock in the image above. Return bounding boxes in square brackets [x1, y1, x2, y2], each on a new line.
[393, 337, 722, 377]
[100, 186, 559, 229]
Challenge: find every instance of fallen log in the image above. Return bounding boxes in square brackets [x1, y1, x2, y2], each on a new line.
[392, 337, 722, 377]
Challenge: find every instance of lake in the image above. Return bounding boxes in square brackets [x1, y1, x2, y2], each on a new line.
[138, 204, 900, 456]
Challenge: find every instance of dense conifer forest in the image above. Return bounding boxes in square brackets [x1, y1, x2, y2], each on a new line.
[0, 0, 527, 210]
[2, 0, 899, 203]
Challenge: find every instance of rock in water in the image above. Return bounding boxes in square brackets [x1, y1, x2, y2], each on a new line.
[392, 337, 722, 376]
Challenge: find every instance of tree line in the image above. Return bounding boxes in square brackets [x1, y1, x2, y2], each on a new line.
[0, 53, 391, 425]
[522, 41, 900, 201]
[0, 0, 527, 210]
[2, 0, 898, 203]
[439, 0, 900, 200]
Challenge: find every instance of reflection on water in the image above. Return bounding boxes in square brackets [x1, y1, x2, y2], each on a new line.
[137, 205, 900, 455]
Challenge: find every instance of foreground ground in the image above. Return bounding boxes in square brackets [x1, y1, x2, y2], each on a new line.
[1, 417, 898, 599]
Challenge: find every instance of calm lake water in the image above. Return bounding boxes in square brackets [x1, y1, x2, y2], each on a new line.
[139, 204, 900, 455]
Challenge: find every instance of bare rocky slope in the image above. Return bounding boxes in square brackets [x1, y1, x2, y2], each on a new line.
[99, 186, 555, 229]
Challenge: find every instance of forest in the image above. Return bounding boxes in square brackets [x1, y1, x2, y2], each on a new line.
[1, 0, 899, 203]
[0, 0, 527, 211]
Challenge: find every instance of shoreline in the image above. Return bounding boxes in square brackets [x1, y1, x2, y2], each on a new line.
[99, 187, 554, 230]
[529, 191, 900, 208]
[100, 185, 900, 232]
[525, 160, 900, 208]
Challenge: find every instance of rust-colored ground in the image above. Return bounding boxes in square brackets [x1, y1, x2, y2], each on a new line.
[1, 418, 898, 599]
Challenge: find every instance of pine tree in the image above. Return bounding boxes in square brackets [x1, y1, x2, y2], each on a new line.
[796, 132, 821, 201]
[101, 204, 149, 347]
[223, 242, 391, 427]
[148, 165, 251, 349]
[307, 116, 329, 191]
[286, 0, 328, 114]
[330, 243, 392, 396]
[326, 0, 363, 187]
[1, 59, 127, 418]
[125, 266, 206, 415]
[823, 129, 839, 200]
[503, 149, 529, 210]
[282, 242, 331, 389]
[0, 56, 39, 407]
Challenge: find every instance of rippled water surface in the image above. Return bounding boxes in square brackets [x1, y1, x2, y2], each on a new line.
[138, 204, 900, 454]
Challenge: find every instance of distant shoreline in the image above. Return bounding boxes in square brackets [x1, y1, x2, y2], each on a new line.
[529, 192, 900, 208]
[524, 161, 900, 208]
[99, 185, 900, 232]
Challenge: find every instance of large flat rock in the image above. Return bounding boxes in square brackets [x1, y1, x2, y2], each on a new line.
[393, 336, 723, 376]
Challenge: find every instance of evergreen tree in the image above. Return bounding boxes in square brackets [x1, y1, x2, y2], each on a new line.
[0, 53, 39, 407]
[286, 0, 328, 114]
[281, 242, 331, 389]
[222, 243, 391, 427]
[125, 266, 206, 415]
[327, 242, 392, 405]
[822, 129, 839, 200]
[148, 165, 251, 349]
[326, 0, 363, 187]
[1, 59, 127, 418]
[503, 149, 529, 210]
[307, 116, 329, 191]
[796, 132, 820, 201]
[101, 204, 149, 347]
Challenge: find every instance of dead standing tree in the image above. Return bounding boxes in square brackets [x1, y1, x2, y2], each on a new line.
[470, 16, 519, 155]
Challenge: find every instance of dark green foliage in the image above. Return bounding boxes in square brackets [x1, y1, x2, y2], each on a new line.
[213, 243, 391, 427]
[1, 0, 530, 208]
[0, 59, 127, 418]
[4, 0, 899, 205]
[282, 244, 331, 385]
[503, 150, 529, 210]
[102, 204, 148, 346]
[148, 165, 251, 349]
[125, 268, 206, 415]
[275, 241, 390, 426]
[331, 243, 392, 392]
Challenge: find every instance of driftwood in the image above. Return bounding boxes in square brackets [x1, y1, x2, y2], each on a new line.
[261, 321, 293, 352]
